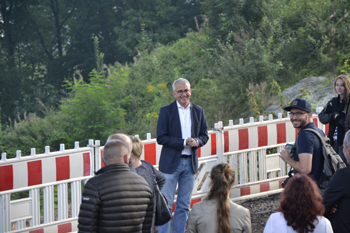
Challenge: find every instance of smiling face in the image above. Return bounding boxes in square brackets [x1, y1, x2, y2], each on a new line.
[335, 78, 346, 98]
[289, 108, 312, 130]
[173, 82, 192, 108]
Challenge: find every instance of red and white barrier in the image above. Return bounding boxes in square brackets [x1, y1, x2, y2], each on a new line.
[21, 221, 77, 233]
[0, 151, 93, 192]
[231, 179, 283, 201]
[0, 143, 94, 233]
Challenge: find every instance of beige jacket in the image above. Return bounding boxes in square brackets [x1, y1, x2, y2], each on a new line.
[186, 199, 251, 233]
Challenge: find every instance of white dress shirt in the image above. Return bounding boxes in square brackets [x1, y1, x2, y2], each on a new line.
[177, 101, 192, 155]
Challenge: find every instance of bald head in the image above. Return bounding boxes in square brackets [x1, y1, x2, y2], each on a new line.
[103, 140, 129, 165]
[107, 133, 132, 153]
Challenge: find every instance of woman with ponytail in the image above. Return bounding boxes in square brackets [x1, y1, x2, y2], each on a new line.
[186, 163, 251, 233]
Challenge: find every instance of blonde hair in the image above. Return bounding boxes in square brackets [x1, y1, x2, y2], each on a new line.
[130, 136, 143, 158]
[334, 75, 350, 112]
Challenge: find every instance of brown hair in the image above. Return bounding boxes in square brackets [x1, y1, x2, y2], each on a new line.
[129, 136, 143, 158]
[278, 174, 324, 233]
[334, 75, 350, 112]
[206, 163, 235, 233]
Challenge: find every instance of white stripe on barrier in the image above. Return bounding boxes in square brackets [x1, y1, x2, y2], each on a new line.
[267, 123, 277, 145]
[13, 162, 28, 189]
[42, 157, 56, 184]
[69, 154, 83, 179]
[248, 126, 258, 148]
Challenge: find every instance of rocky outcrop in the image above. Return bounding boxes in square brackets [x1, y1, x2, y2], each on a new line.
[267, 76, 336, 114]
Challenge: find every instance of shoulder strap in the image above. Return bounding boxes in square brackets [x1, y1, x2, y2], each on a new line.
[297, 128, 329, 160]
[299, 128, 324, 142]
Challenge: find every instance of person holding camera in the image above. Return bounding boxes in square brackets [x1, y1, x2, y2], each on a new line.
[279, 98, 325, 184]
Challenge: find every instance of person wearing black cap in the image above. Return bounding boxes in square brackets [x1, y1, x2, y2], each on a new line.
[279, 98, 325, 183]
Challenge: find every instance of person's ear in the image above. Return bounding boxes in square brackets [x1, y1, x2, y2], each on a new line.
[124, 154, 129, 164]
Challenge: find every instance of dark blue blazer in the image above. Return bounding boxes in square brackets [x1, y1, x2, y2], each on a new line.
[156, 101, 209, 174]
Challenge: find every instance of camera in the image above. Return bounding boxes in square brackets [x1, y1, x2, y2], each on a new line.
[281, 169, 295, 188]
[285, 143, 294, 155]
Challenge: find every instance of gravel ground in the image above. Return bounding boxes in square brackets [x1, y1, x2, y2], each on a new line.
[238, 193, 281, 233]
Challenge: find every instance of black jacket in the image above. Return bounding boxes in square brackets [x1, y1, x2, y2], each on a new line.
[78, 163, 154, 233]
[323, 166, 350, 233]
[318, 95, 347, 146]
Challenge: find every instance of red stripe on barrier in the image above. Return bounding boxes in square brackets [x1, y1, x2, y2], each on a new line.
[170, 198, 202, 212]
[28, 160, 42, 186]
[0, 165, 13, 191]
[258, 126, 268, 147]
[58, 222, 72, 233]
[29, 229, 44, 233]
[101, 150, 105, 168]
[224, 131, 229, 152]
[240, 187, 250, 196]
[260, 183, 270, 192]
[239, 128, 249, 150]
[83, 152, 91, 176]
[56, 156, 70, 181]
[277, 123, 286, 143]
[197, 147, 201, 158]
[144, 143, 157, 165]
[313, 118, 318, 127]
[211, 134, 217, 155]
[190, 198, 201, 208]
[279, 180, 284, 188]
[325, 124, 329, 135]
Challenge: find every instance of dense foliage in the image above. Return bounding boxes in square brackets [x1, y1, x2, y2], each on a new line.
[1, 0, 350, 157]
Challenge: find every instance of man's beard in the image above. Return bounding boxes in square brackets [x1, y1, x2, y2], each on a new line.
[292, 117, 308, 130]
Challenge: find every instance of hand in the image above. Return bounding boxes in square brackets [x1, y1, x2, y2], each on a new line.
[279, 148, 292, 163]
[186, 138, 199, 147]
[331, 205, 338, 214]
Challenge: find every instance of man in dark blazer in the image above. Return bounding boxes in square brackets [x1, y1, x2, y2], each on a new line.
[323, 130, 350, 233]
[157, 78, 209, 233]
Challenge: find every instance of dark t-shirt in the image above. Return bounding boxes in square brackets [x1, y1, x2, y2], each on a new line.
[292, 122, 325, 181]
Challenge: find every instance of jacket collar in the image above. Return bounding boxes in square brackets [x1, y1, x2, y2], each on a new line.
[95, 163, 130, 175]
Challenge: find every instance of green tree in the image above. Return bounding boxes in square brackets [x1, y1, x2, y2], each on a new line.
[114, 0, 202, 59]
[200, 0, 264, 43]
[60, 63, 130, 144]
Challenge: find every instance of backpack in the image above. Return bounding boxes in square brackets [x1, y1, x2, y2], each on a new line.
[295, 128, 346, 189]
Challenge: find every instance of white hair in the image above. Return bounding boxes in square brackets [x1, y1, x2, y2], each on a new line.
[172, 78, 191, 91]
[344, 130, 350, 147]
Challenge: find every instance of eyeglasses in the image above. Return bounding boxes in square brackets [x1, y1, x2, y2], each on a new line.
[289, 112, 307, 117]
[175, 89, 190, 95]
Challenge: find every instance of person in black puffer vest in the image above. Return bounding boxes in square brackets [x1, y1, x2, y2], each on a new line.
[78, 138, 154, 233]
[319, 75, 350, 166]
